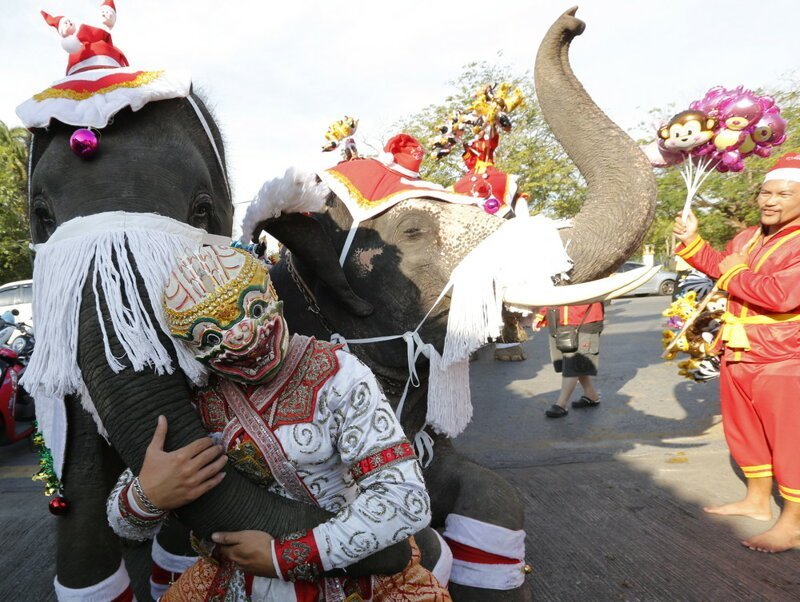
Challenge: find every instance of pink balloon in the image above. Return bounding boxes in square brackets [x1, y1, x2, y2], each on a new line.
[752, 108, 787, 146]
[754, 146, 773, 158]
[721, 150, 741, 166]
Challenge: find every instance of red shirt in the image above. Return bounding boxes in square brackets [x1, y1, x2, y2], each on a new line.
[538, 303, 605, 327]
[676, 225, 800, 362]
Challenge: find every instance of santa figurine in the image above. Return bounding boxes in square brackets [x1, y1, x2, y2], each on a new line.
[41, 0, 128, 75]
[383, 133, 425, 179]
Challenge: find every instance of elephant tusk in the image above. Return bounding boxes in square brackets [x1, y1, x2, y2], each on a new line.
[503, 265, 662, 308]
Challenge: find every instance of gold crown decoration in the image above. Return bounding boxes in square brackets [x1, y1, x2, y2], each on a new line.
[163, 247, 273, 337]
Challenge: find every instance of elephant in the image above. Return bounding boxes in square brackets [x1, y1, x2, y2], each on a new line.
[239, 7, 656, 601]
[27, 87, 416, 596]
[25, 6, 655, 601]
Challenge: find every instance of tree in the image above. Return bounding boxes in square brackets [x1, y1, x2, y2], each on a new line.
[394, 61, 586, 217]
[0, 120, 32, 283]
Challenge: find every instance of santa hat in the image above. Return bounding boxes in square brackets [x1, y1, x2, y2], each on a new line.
[764, 152, 800, 184]
[384, 133, 424, 178]
[41, 10, 71, 35]
[101, 0, 117, 13]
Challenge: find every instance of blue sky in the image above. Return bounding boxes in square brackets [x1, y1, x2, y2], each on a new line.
[2, 0, 798, 232]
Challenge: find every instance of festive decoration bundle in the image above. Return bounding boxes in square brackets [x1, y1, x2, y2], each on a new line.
[430, 82, 525, 215]
[661, 286, 727, 382]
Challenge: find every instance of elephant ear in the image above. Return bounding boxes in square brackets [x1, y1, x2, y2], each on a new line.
[243, 169, 373, 317]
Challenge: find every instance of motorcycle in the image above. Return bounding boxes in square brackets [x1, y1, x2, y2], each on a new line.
[0, 321, 35, 444]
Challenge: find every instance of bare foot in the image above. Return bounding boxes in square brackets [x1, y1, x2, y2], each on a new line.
[742, 523, 800, 553]
[703, 500, 772, 521]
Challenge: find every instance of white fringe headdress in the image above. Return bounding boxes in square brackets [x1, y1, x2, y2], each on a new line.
[24, 212, 229, 477]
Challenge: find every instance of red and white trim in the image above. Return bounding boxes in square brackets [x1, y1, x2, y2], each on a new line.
[350, 441, 416, 481]
[16, 66, 191, 129]
[150, 536, 197, 600]
[764, 168, 800, 184]
[54, 560, 134, 601]
[431, 528, 453, 587]
[442, 513, 527, 590]
[67, 54, 125, 76]
[273, 529, 324, 583]
[383, 160, 419, 179]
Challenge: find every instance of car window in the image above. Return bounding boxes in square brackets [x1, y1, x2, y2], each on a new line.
[0, 287, 17, 305]
[16, 284, 33, 304]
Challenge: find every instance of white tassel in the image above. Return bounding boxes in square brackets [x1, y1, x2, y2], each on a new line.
[426, 347, 472, 438]
[442, 216, 571, 368]
[22, 228, 209, 461]
[240, 167, 330, 243]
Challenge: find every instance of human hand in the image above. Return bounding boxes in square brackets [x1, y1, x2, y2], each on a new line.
[673, 211, 699, 243]
[719, 252, 747, 274]
[137, 416, 227, 510]
[211, 530, 277, 577]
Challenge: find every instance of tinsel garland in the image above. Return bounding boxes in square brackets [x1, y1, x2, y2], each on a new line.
[32, 424, 62, 496]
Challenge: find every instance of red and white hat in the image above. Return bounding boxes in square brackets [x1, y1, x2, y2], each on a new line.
[764, 152, 800, 184]
[41, 10, 75, 37]
[384, 133, 425, 178]
[101, 0, 117, 13]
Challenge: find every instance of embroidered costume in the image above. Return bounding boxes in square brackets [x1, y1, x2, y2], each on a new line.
[677, 167, 800, 503]
[106, 246, 449, 601]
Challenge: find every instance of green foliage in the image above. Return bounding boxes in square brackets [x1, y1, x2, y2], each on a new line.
[394, 61, 585, 217]
[0, 120, 32, 283]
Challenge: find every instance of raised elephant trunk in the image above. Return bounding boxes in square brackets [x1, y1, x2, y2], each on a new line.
[534, 6, 657, 283]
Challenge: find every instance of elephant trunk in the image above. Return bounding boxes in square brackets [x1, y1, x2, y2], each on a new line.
[534, 7, 656, 283]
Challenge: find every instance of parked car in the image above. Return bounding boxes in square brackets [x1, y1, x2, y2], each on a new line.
[617, 262, 677, 296]
[0, 280, 33, 329]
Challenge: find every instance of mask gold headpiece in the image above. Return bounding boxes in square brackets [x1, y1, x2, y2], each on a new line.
[163, 246, 275, 338]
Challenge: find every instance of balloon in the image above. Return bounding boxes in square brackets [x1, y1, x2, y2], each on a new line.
[665, 85, 787, 175]
[658, 110, 717, 153]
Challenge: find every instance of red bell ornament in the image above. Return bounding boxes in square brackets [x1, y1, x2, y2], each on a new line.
[49, 496, 69, 515]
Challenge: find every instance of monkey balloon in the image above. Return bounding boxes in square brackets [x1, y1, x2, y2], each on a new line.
[658, 110, 716, 152]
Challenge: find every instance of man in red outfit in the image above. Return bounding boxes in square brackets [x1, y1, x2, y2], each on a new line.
[673, 152, 800, 553]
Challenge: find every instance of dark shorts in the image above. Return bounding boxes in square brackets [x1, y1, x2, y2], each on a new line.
[549, 331, 601, 377]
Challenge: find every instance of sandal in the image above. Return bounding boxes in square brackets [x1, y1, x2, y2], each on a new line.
[545, 404, 568, 418]
[571, 395, 601, 409]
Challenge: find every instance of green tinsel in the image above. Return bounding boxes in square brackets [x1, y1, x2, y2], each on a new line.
[31, 423, 62, 497]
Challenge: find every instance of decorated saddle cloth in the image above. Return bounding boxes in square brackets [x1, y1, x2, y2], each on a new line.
[318, 157, 477, 222]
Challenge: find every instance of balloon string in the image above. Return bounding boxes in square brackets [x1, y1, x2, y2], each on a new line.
[680, 156, 718, 222]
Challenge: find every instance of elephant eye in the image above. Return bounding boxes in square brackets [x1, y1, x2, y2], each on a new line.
[201, 331, 222, 348]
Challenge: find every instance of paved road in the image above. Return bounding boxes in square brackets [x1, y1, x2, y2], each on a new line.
[1, 296, 798, 600]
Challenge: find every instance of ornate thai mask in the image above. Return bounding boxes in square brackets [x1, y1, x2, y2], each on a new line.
[164, 245, 288, 384]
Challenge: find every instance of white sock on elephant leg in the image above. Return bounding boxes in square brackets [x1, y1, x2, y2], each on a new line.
[150, 537, 198, 599]
[431, 529, 453, 586]
[54, 560, 134, 601]
[442, 513, 528, 591]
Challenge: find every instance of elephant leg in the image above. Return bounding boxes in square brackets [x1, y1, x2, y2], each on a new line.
[494, 307, 527, 362]
[55, 394, 132, 600]
[424, 437, 532, 602]
[150, 521, 197, 600]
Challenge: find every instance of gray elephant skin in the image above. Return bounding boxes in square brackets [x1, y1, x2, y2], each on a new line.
[28, 7, 655, 601]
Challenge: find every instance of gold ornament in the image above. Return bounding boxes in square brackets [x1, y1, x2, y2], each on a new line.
[164, 250, 272, 337]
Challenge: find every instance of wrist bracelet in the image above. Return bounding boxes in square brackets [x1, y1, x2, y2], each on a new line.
[132, 476, 166, 515]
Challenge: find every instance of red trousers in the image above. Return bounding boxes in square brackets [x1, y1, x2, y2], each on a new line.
[720, 358, 800, 502]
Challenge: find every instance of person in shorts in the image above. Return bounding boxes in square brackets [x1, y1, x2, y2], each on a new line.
[535, 302, 604, 418]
